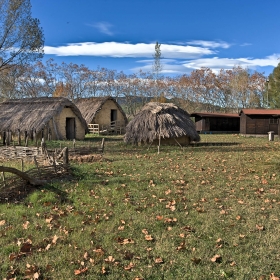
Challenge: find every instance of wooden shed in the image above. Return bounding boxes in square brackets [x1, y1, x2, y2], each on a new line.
[190, 112, 240, 133]
[75, 96, 128, 134]
[239, 109, 280, 136]
[124, 102, 200, 145]
[0, 97, 88, 143]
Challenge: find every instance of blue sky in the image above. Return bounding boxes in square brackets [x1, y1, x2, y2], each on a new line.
[31, 0, 280, 77]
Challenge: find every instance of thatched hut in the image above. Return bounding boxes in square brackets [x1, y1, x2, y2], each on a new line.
[75, 96, 128, 133]
[124, 102, 200, 145]
[0, 97, 88, 142]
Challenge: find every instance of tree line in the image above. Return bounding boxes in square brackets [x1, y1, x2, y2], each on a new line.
[0, 58, 269, 116]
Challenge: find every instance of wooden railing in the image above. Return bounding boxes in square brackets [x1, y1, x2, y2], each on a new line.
[88, 121, 125, 135]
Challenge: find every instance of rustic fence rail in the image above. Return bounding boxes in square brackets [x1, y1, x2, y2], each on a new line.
[0, 138, 105, 192]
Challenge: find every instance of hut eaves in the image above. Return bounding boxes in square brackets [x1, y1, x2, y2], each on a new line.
[0, 97, 88, 135]
[75, 96, 128, 124]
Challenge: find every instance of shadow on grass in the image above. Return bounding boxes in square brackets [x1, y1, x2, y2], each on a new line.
[0, 173, 73, 204]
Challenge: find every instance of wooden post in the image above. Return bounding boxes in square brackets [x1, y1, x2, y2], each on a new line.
[6, 130, 10, 146]
[41, 138, 45, 155]
[18, 129, 21, 146]
[34, 130, 37, 147]
[24, 130, 28, 147]
[158, 127, 161, 154]
[2, 131, 6, 145]
[73, 139, 76, 155]
[30, 128, 34, 141]
[51, 152, 56, 173]
[1, 172, 6, 188]
[63, 147, 69, 165]
[48, 128, 51, 141]
[34, 156, 41, 176]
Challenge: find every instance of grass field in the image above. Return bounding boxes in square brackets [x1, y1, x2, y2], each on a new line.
[0, 134, 280, 279]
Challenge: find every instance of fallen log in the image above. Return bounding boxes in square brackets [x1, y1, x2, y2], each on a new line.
[0, 166, 47, 186]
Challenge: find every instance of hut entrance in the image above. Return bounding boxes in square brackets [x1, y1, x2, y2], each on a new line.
[111, 109, 117, 122]
[66, 118, 76, 140]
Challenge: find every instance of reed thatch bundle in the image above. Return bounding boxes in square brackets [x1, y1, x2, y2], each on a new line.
[124, 102, 200, 144]
[0, 97, 87, 136]
[75, 96, 128, 124]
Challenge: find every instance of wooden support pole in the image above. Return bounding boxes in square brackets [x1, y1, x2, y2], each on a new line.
[2, 131, 6, 145]
[33, 156, 41, 176]
[24, 130, 28, 147]
[53, 152, 57, 173]
[18, 129, 21, 146]
[30, 128, 34, 141]
[6, 130, 10, 146]
[1, 171, 6, 188]
[63, 147, 69, 165]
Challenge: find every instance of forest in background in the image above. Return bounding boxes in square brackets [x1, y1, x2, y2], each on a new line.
[0, 59, 271, 117]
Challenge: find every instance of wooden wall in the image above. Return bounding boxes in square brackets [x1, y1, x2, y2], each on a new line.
[240, 113, 279, 135]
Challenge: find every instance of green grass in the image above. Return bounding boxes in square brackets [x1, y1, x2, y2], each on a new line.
[1, 134, 280, 279]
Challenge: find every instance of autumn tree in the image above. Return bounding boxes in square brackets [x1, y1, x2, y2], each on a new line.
[267, 62, 280, 108]
[0, 0, 44, 72]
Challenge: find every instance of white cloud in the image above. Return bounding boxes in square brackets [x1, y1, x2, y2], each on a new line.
[131, 54, 280, 75]
[44, 41, 279, 76]
[187, 40, 231, 49]
[182, 55, 280, 73]
[44, 42, 214, 58]
[89, 22, 114, 36]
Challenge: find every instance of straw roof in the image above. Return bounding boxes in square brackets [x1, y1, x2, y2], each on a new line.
[124, 102, 200, 144]
[75, 96, 128, 124]
[0, 97, 88, 134]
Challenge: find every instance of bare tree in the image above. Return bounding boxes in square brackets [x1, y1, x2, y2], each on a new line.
[0, 0, 44, 72]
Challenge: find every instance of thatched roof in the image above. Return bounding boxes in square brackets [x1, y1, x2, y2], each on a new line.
[124, 102, 200, 144]
[75, 96, 128, 124]
[0, 97, 88, 134]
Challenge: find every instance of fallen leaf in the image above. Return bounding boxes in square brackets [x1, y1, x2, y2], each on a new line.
[256, 224, 265, 231]
[155, 257, 164, 264]
[22, 221, 30, 230]
[0, 220, 6, 226]
[145, 235, 154, 241]
[124, 262, 135, 271]
[270, 273, 280, 280]
[142, 229, 149, 235]
[211, 254, 222, 263]
[74, 267, 88, 275]
[105, 256, 115, 263]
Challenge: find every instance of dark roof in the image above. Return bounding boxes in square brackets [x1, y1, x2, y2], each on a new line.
[239, 109, 280, 116]
[75, 96, 128, 124]
[124, 102, 200, 144]
[0, 97, 88, 134]
[191, 112, 239, 118]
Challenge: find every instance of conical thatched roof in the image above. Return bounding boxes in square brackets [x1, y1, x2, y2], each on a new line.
[0, 97, 88, 134]
[75, 96, 128, 124]
[124, 102, 200, 144]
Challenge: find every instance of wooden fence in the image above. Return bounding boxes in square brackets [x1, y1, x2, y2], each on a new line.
[0, 138, 105, 191]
